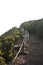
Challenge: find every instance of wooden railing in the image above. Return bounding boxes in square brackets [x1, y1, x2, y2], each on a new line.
[10, 39, 25, 65]
[9, 29, 29, 65]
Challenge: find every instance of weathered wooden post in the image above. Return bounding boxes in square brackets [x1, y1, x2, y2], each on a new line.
[20, 41, 24, 53]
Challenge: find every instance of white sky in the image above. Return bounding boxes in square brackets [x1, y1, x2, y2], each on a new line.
[0, 0, 43, 35]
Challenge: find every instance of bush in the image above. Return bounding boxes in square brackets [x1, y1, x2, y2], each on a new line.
[36, 22, 43, 39]
[0, 56, 7, 65]
[20, 19, 43, 39]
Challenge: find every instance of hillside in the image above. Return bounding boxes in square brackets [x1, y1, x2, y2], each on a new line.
[20, 18, 43, 39]
[0, 27, 23, 65]
[0, 18, 43, 65]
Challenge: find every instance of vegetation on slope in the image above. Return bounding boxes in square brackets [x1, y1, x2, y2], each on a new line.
[20, 18, 43, 39]
[0, 27, 23, 65]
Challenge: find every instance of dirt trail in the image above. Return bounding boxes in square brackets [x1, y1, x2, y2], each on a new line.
[26, 35, 43, 65]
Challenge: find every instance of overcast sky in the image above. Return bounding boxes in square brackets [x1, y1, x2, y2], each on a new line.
[0, 0, 43, 35]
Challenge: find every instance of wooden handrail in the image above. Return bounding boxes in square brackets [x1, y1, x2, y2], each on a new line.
[10, 39, 24, 65]
[9, 30, 29, 65]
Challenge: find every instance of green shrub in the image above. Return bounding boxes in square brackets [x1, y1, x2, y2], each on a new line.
[0, 56, 7, 65]
[36, 22, 43, 39]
